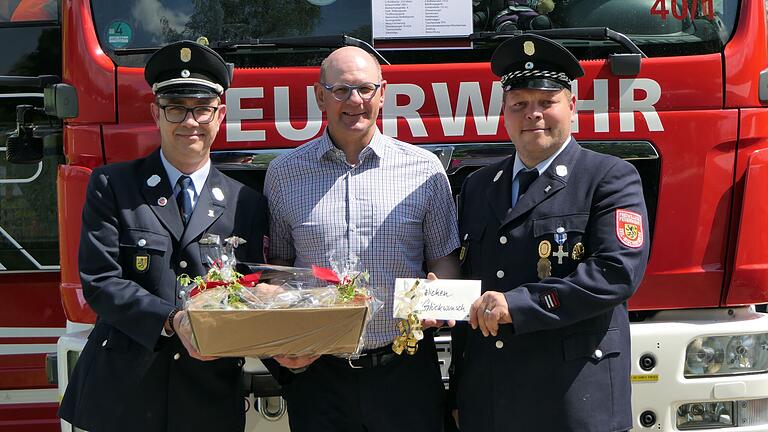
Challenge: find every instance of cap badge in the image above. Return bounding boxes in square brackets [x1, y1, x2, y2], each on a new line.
[180, 47, 191, 62]
[196, 36, 209, 46]
[524, 41, 535, 56]
[181, 69, 190, 78]
[525, 62, 534, 70]
[146, 174, 161, 187]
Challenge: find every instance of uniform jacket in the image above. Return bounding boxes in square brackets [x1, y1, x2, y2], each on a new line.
[450, 140, 649, 432]
[58, 149, 268, 432]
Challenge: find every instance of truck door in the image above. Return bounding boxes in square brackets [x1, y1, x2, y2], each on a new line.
[0, 1, 65, 430]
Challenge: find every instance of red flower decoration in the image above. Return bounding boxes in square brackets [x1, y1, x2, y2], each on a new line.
[312, 265, 341, 284]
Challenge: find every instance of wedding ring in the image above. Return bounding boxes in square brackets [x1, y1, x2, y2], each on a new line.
[484, 308, 492, 315]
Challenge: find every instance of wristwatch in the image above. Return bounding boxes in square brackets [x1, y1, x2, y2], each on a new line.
[167, 309, 180, 335]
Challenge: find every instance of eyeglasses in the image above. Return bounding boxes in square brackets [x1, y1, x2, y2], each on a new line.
[158, 104, 220, 124]
[320, 82, 381, 102]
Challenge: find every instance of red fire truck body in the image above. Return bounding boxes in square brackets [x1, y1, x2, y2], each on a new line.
[3, 0, 768, 430]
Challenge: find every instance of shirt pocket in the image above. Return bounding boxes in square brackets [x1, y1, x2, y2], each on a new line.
[375, 203, 424, 258]
[118, 228, 170, 289]
[294, 219, 334, 259]
[532, 213, 590, 237]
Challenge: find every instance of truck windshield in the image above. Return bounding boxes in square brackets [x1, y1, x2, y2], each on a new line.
[91, 0, 738, 66]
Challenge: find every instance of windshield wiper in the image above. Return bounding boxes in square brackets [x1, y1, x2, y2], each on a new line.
[214, 35, 390, 65]
[471, 27, 646, 58]
[114, 34, 390, 66]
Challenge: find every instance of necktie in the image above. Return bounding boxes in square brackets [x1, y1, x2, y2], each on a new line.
[515, 169, 539, 205]
[176, 175, 193, 224]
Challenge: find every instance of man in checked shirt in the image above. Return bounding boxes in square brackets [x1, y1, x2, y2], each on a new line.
[264, 46, 461, 432]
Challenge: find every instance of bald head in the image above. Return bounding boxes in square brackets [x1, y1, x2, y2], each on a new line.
[313, 46, 386, 159]
[320, 46, 382, 83]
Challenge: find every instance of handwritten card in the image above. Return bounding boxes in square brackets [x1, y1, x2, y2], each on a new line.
[393, 278, 481, 321]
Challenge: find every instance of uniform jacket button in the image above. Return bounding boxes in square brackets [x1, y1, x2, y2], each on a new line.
[137, 238, 147, 247]
[179, 260, 188, 269]
[499, 236, 508, 245]
[496, 270, 505, 279]
[593, 349, 603, 360]
[495, 340, 504, 349]
[102, 339, 108, 347]
[173, 353, 181, 360]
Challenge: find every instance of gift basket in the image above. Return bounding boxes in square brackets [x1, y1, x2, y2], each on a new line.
[179, 235, 381, 358]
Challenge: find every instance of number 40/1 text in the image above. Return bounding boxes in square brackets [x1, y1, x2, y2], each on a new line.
[650, 0, 714, 20]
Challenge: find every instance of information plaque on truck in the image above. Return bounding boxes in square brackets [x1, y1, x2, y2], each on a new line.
[372, 0, 472, 40]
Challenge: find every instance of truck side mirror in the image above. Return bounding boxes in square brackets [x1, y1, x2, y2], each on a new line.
[5, 104, 45, 164]
[44, 83, 78, 119]
[0, 75, 73, 164]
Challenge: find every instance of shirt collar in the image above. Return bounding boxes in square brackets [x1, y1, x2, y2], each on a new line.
[317, 128, 385, 163]
[512, 136, 572, 179]
[160, 149, 211, 195]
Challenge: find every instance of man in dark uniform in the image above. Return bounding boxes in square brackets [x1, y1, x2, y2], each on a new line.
[58, 40, 268, 432]
[450, 34, 650, 432]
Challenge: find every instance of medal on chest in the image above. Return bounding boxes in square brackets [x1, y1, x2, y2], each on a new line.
[553, 227, 569, 264]
[537, 240, 552, 280]
[572, 242, 585, 261]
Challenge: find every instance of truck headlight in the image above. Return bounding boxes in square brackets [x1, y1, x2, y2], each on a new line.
[685, 334, 768, 377]
[677, 401, 733, 429]
[677, 399, 768, 429]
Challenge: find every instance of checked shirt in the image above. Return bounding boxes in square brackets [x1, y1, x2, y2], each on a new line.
[265, 129, 460, 348]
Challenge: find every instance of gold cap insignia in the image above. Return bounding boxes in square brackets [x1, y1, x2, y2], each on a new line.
[524, 41, 535, 56]
[180, 47, 191, 62]
[196, 36, 209, 46]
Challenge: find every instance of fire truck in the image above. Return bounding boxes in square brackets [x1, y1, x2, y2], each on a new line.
[2, 0, 768, 430]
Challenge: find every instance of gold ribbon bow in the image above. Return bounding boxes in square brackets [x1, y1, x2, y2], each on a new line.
[392, 313, 423, 355]
[392, 280, 424, 355]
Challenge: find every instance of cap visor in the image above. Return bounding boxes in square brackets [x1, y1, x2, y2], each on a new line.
[504, 78, 569, 91]
[155, 84, 219, 99]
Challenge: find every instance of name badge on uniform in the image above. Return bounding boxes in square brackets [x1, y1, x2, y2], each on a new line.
[135, 254, 149, 273]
